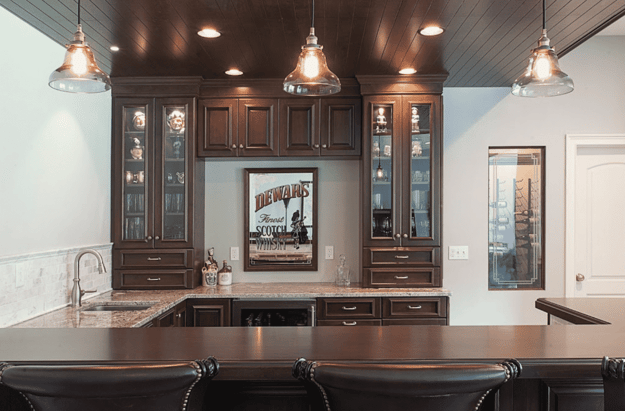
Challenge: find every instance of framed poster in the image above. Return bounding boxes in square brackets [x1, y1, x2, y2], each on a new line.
[244, 168, 318, 271]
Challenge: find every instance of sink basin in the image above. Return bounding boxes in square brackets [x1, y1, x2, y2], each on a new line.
[81, 303, 154, 312]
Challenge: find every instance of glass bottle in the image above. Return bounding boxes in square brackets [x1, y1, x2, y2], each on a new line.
[335, 254, 351, 287]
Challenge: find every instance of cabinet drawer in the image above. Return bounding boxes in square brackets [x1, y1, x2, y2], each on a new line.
[382, 297, 447, 318]
[113, 269, 193, 289]
[317, 298, 381, 319]
[382, 318, 447, 326]
[364, 268, 441, 288]
[317, 319, 382, 327]
[114, 249, 193, 269]
[364, 247, 440, 266]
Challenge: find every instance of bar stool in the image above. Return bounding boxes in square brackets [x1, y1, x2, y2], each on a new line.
[0, 356, 218, 411]
[292, 358, 521, 411]
[602, 356, 625, 411]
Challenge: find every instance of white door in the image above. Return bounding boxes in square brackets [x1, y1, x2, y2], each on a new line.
[566, 135, 625, 297]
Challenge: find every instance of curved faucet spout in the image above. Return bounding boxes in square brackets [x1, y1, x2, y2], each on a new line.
[71, 249, 107, 307]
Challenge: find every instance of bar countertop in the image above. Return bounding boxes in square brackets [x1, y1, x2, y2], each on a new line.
[11, 282, 451, 328]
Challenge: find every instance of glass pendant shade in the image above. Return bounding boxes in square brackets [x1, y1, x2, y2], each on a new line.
[511, 31, 573, 97]
[283, 28, 341, 96]
[49, 25, 111, 93]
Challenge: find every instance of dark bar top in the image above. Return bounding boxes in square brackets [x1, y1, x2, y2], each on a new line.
[1, 319, 623, 380]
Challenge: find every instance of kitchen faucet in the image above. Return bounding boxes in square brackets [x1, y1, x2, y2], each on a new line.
[71, 249, 107, 307]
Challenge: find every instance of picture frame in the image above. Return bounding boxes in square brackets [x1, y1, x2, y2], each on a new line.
[244, 168, 318, 271]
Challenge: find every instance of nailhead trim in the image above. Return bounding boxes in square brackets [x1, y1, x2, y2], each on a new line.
[310, 363, 332, 411]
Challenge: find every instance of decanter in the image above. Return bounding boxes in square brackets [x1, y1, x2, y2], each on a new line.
[335, 254, 351, 287]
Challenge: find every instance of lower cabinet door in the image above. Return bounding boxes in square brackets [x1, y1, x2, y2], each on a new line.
[316, 319, 382, 326]
[187, 299, 231, 327]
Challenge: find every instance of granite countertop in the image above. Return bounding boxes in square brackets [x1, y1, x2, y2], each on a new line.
[11, 283, 451, 328]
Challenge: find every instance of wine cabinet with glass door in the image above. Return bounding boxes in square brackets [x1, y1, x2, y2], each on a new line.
[111, 97, 204, 289]
[358, 75, 445, 288]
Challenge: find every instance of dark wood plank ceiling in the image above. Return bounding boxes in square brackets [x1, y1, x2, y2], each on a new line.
[2, 0, 625, 87]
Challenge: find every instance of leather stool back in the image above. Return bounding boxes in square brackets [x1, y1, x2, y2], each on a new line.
[602, 356, 625, 411]
[293, 358, 521, 411]
[0, 356, 218, 411]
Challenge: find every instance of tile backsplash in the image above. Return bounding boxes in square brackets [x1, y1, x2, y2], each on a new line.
[0, 244, 112, 327]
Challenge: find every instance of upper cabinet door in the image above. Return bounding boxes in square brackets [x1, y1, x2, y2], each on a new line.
[238, 98, 279, 157]
[154, 98, 195, 249]
[113, 98, 154, 249]
[279, 98, 320, 156]
[401, 95, 441, 247]
[197, 99, 238, 157]
[320, 98, 362, 157]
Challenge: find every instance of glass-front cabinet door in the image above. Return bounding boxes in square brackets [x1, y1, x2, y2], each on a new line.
[116, 99, 152, 248]
[154, 99, 194, 248]
[402, 96, 440, 246]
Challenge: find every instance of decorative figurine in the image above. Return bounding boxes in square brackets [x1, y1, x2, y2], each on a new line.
[130, 138, 143, 160]
[202, 248, 218, 287]
[411, 140, 422, 158]
[172, 139, 182, 159]
[176, 172, 185, 184]
[411, 107, 420, 132]
[375, 107, 387, 133]
[373, 141, 380, 157]
[218, 260, 233, 286]
[167, 110, 185, 134]
[132, 111, 146, 131]
[167, 173, 174, 184]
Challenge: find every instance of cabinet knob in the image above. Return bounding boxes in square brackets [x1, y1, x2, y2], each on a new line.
[576, 273, 585, 282]
[176, 313, 182, 318]
[239, 144, 244, 149]
[155, 236, 160, 240]
[403, 233, 408, 238]
[314, 144, 320, 148]
[146, 236, 153, 241]
[322, 144, 327, 148]
[394, 233, 400, 239]
[231, 144, 237, 149]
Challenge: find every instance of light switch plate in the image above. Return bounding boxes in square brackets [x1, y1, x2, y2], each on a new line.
[325, 246, 334, 260]
[449, 246, 469, 260]
[230, 247, 240, 261]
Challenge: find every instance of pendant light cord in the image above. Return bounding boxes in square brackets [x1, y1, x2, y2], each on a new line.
[311, 0, 314, 29]
[542, 0, 546, 31]
[78, 0, 81, 25]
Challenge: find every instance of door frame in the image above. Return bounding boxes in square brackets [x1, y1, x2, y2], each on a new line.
[565, 134, 625, 297]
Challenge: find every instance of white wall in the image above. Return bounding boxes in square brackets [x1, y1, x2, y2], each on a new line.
[0, 8, 112, 326]
[443, 36, 625, 325]
[0, 7, 111, 257]
[205, 159, 361, 283]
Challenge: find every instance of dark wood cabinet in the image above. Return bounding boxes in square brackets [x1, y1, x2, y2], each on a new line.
[152, 301, 187, 327]
[198, 98, 278, 157]
[317, 297, 448, 326]
[186, 298, 231, 327]
[358, 75, 444, 288]
[112, 96, 204, 289]
[279, 98, 361, 157]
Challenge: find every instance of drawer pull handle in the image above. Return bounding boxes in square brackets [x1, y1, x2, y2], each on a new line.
[342, 306, 357, 311]
[342, 321, 357, 326]
[147, 257, 162, 261]
[395, 255, 410, 259]
[147, 278, 161, 281]
[394, 276, 409, 280]
[408, 305, 422, 310]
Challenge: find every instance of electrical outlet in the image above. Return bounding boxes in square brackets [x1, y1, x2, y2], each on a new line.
[325, 246, 334, 260]
[449, 246, 469, 260]
[230, 247, 240, 261]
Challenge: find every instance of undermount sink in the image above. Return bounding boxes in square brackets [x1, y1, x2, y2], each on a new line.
[81, 302, 154, 312]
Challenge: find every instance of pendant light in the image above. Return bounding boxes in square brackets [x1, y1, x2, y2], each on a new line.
[49, 0, 111, 93]
[283, 0, 341, 96]
[511, 0, 573, 97]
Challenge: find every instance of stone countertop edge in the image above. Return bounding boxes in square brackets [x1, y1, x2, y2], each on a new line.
[10, 283, 451, 329]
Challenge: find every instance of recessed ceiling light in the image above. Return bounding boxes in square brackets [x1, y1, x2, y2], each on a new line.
[399, 68, 417, 75]
[225, 69, 243, 76]
[198, 28, 221, 38]
[419, 26, 444, 36]
[110, 46, 120, 52]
